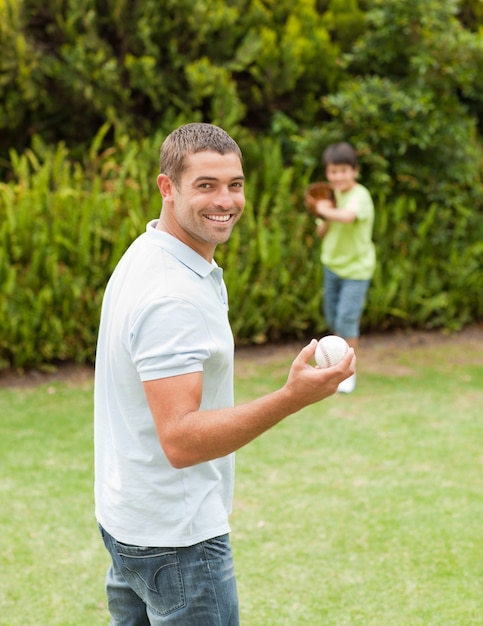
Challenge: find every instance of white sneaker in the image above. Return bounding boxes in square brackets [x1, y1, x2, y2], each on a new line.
[337, 373, 356, 394]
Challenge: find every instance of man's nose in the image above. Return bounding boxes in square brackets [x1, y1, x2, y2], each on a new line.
[215, 187, 234, 209]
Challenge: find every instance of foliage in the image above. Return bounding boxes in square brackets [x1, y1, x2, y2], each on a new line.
[0, 129, 159, 368]
[286, 0, 483, 209]
[218, 134, 323, 344]
[369, 193, 483, 331]
[458, 0, 483, 31]
[2, 0, 483, 199]
[0, 0, 344, 163]
[0, 133, 482, 370]
[0, 131, 318, 368]
[1, 0, 483, 369]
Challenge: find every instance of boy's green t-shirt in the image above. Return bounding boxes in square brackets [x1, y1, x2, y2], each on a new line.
[321, 182, 376, 280]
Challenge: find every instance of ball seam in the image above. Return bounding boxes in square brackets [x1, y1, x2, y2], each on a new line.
[320, 344, 332, 367]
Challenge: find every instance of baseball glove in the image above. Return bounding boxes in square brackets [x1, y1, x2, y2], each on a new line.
[304, 182, 335, 216]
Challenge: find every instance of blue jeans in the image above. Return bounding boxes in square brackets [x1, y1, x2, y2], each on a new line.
[323, 267, 371, 338]
[99, 525, 239, 626]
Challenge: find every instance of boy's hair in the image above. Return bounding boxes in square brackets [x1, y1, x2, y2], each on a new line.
[322, 142, 358, 169]
[160, 123, 242, 185]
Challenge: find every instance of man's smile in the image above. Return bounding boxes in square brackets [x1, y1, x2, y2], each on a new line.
[205, 213, 233, 222]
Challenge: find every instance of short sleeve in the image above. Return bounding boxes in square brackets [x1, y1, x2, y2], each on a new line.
[129, 297, 213, 381]
[348, 186, 374, 222]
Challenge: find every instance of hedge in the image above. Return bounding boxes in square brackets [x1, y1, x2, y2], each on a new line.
[1, 131, 482, 370]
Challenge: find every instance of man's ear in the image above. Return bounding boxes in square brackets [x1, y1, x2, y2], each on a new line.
[157, 174, 175, 200]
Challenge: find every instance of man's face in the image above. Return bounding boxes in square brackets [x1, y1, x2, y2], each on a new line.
[160, 151, 245, 260]
[326, 163, 358, 193]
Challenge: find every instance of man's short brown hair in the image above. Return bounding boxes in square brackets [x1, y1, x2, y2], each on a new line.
[160, 123, 242, 186]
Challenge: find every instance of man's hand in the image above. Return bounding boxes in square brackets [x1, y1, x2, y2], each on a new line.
[282, 339, 356, 409]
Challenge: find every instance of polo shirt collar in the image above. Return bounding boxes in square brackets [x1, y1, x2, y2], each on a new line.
[145, 220, 218, 278]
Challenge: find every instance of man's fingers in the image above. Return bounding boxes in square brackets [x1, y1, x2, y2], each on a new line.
[290, 339, 318, 368]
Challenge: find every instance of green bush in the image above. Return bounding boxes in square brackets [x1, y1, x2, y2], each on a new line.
[369, 194, 483, 331]
[0, 0, 343, 163]
[1, 132, 482, 370]
[1, 0, 483, 370]
[0, 129, 158, 369]
[1, 0, 482, 200]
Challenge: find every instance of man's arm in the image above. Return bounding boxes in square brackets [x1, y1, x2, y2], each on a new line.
[143, 339, 355, 468]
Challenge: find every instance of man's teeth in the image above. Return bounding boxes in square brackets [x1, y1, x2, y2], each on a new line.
[206, 214, 231, 222]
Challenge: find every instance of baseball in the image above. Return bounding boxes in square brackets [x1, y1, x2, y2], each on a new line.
[315, 335, 349, 368]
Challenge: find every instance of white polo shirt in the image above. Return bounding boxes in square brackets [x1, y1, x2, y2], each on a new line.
[94, 222, 235, 547]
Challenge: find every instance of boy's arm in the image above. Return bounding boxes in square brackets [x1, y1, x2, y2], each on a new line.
[315, 199, 357, 224]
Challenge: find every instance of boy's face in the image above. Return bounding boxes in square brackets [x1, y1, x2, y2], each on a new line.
[326, 163, 358, 193]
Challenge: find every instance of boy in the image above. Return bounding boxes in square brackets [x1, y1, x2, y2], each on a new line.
[305, 142, 375, 393]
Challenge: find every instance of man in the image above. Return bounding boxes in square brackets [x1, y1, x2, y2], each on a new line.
[94, 122, 355, 625]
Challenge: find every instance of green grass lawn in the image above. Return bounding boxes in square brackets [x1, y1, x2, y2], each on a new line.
[1, 331, 482, 625]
